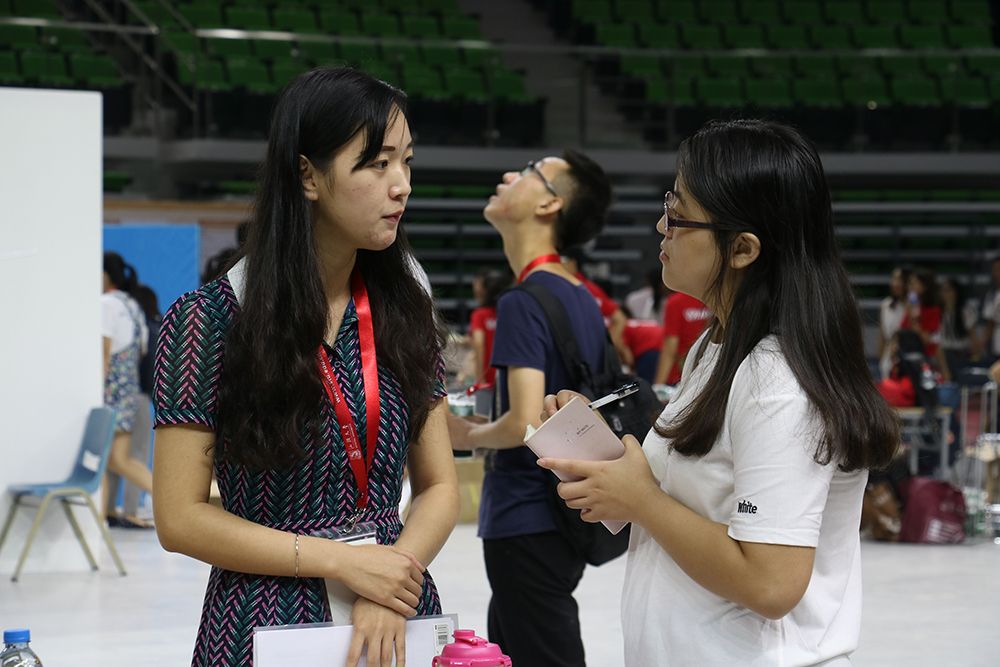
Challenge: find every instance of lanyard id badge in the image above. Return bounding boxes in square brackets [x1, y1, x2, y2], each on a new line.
[311, 521, 378, 547]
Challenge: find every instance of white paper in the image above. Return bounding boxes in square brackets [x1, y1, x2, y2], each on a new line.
[525, 396, 629, 534]
[253, 614, 458, 667]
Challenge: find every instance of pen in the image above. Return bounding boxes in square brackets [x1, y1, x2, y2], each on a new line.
[587, 382, 640, 411]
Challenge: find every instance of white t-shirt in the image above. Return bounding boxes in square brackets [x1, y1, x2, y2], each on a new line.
[101, 291, 147, 354]
[621, 334, 866, 667]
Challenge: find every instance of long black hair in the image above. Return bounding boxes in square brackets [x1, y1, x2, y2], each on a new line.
[215, 67, 448, 469]
[656, 119, 898, 472]
[103, 252, 138, 294]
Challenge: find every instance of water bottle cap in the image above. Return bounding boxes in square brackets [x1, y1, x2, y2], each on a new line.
[432, 629, 512, 667]
[3, 629, 30, 644]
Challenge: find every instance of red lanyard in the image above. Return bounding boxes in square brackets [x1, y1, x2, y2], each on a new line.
[316, 270, 380, 514]
[517, 253, 562, 283]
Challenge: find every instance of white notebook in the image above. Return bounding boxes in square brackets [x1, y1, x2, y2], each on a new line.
[524, 396, 629, 534]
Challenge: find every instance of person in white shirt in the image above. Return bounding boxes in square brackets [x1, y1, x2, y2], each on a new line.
[537, 119, 899, 667]
[878, 266, 910, 379]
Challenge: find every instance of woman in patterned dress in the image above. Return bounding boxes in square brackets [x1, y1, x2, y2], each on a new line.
[101, 252, 153, 526]
[152, 68, 459, 667]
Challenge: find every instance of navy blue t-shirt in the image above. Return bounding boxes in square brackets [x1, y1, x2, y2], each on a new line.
[478, 271, 607, 540]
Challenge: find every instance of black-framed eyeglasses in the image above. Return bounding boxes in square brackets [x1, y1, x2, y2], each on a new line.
[663, 190, 718, 232]
[522, 160, 559, 197]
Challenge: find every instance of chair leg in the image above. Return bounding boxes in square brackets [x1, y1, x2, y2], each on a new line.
[61, 499, 98, 571]
[81, 493, 127, 576]
[0, 496, 21, 559]
[12, 493, 54, 582]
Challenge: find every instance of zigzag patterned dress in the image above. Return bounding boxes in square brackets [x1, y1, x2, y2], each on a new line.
[153, 276, 444, 667]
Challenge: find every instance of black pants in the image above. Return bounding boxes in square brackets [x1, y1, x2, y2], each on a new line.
[483, 531, 587, 667]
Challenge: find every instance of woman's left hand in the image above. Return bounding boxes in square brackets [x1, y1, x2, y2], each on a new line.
[537, 434, 660, 523]
[347, 597, 408, 667]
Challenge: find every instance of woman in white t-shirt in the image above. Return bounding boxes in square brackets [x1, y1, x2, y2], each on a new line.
[102, 252, 153, 527]
[878, 266, 910, 379]
[538, 120, 899, 666]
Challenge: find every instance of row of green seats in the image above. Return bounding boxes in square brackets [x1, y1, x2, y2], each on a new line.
[574, 0, 991, 27]
[593, 19, 993, 49]
[641, 72, 996, 107]
[621, 52, 1000, 81]
[0, 25, 97, 50]
[171, 3, 480, 39]
[164, 31, 500, 69]
[0, 49, 121, 88]
[175, 0, 460, 13]
[0, 0, 60, 18]
[177, 55, 529, 103]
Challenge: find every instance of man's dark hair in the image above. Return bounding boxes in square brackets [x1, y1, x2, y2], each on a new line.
[553, 148, 612, 251]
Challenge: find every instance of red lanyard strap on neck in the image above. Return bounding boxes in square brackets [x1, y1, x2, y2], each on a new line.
[316, 269, 380, 513]
[517, 253, 562, 284]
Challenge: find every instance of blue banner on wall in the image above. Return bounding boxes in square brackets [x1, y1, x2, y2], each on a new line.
[103, 224, 200, 314]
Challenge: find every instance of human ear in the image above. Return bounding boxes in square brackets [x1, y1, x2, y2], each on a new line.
[535, 196, 564, 220]
[729, 232, 761, 270]
[300, 155, 319, 202]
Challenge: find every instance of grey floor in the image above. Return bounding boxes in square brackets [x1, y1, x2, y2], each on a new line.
[1, 524, 997, 666]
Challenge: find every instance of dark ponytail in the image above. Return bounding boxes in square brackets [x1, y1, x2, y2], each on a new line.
[103, 252, 138, 295]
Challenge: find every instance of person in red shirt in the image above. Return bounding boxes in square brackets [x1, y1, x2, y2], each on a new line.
[560, 246, 633, 366]
[900, 268, 942, 359]
[654, 292, 712, 385]
[468, 267, 512, 387]
[623, 317, 665, 383]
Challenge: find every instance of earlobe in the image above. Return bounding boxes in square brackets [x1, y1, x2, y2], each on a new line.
[535, 196, 564, 220]
[299, 155, 319, 202]
[730, 233, 762, 270]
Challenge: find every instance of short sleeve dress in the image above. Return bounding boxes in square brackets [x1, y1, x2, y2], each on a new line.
[153, 275, 446, 667]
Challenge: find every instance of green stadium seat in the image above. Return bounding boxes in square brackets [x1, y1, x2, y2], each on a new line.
[680, 24, 724, 49]
[659, 0, 698, 22]
[441, 16, 480, 38]
[272, 7, 320, 32]
[621, 53, 663, 77]
[574, 0, 615, 24]
[0, 25, 39, 48]
[809, 25, 852, 49]
[595, 22, 636, 47]
[890, 74, 941, 106]
[226, 7, 272, 30]
[783, 0, 824, 24]
[908, 1, 951, 24]
[824, 0, 866, 24]
[946, 25, 994, 48]
[491, 69, 529, 101]
[765, 25, 810, 49]
[41, 28, 89, 51]
[940, 74, 991, 107]
[645, 77, 697, 106]
[179, 4, 225, 27]
[421, 0, 459, 13]
[227, 57, 274, 93]
[319, 9, 362, 35]
[164, 31, 200, 60]
[422, 44, 461, 67]
[20, 50, 72, 86]
[11, 0, 59, 18]
[133, 1, 181, 28]
[667, 54, 706, 81]
[617, 0, 657, 22]
[401, 62, 445, 99]
[724, 24, 766, 49]
[792, 76, 842, 107]
[0, 51, 22, 84]
[177, 58, 230, 92]
[950, 0, 994, 24]
[253, 39, 296, 60]
[842, 74, 891, 107]
[463, 47, 499, 68]
[301, 40, 339, 63]
[867, 0, 908, 23]
[360, 13, 401, 36]
[853, 25, 900, 49]
[636, 22, 677, 49]
[443, 67, 488, 102]
[745, 77, 793, 107]
[698, 0, 740, 24]
[204, 37, 253, 58]
[706, 55, 746, 77]
[740, 0, 782, 24]
[338, 42, 380, 66]
[922, 54, 964, 77]
[69, 53, 120, 88]
[388, 43, 421, 67]
[271, 57, 311, 86]
[697, 77, 743, 106]
[879, 55, 923, 77]
[751, 55, 793, 77]
[402, 15, 440, 38]
[899, 25, 948, 49]
[795, 54, 838, 78]
[381, 0, 411, 12]
[362, 60, 398, 85]
[966, 54, 1000, 76]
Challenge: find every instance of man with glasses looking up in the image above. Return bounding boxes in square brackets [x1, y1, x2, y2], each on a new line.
[449, 150, 613, 667]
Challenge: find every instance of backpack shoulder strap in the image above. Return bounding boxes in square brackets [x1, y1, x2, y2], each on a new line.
[515, 281, 593, 391]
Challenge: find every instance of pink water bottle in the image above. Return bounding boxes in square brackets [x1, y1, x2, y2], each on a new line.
[433, 629, 512, 666]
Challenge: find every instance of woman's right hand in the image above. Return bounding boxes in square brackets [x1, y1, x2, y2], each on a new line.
[339, 544, 425, 617]
[540, 390, 589, 424]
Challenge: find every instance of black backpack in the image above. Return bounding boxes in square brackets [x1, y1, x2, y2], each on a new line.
[517, 281, 663, 565]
